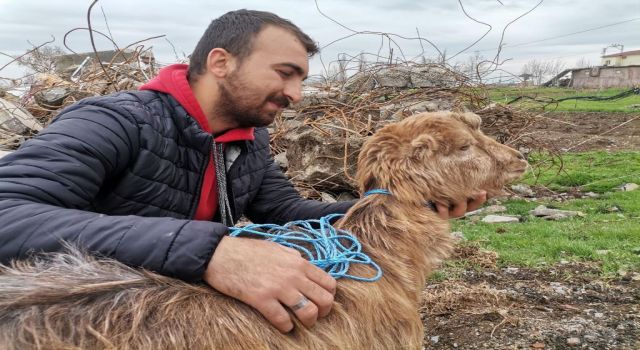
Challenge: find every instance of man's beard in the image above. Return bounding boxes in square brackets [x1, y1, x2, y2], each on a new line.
[214, 74, 290, 129]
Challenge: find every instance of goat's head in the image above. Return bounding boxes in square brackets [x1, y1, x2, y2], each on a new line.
[356, 111, 528, 205]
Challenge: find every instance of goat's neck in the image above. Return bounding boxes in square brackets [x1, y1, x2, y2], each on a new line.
[339, 197, 452, 296]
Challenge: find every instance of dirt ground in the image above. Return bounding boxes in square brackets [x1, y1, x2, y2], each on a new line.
[421, 246, 639, 350]
[420, 112, 640, 349]
[523, 112, 640, 152]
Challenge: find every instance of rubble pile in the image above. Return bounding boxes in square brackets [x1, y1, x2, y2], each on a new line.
[270, 63, 538, 199]
[0, 48, 156, 150]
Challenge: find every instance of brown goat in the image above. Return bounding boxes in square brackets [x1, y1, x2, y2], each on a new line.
[0, 111, 528, 350]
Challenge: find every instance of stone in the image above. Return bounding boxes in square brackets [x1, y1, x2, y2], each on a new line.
[566, 337, 581, 346]
[529, 205, 585, 218]
[336, 192, 357, 202]
[0, 98, 44, 134]
[274, 152, 288, 169]
[465, 205, 508, 217]
[530, 342, 546, 349]
[544, 213, 572, 221]
[374, 66, 412, 88]
[583, 192, 599, 198]
[504, 267, 519, 274]
[430, 336, 440, 344]
[511, 184, 535, 196]
[342, 72, 376, 93]
[320, 192, 337, 203]
[617, 183, 638, 192]
[35, 86, 71, 108]
[482, 215, 520, 223]
[451, 231, 466, 241]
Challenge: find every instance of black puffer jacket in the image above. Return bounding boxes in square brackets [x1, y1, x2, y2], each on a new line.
[0, 90, 353, 281]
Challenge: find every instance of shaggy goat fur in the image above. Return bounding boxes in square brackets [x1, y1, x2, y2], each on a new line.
[0, 111, 528, 350]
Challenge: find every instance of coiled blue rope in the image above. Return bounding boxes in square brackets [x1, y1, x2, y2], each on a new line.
[228, 190, 391, 282]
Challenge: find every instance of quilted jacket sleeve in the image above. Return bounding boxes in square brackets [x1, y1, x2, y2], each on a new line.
[0, 102, 225, 282]
[245, 153, 356, 225]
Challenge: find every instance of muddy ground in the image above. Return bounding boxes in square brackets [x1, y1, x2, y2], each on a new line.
[421, 246, 639, 350]
[522, 112, 640, 152]
[420, 112, 640, 350]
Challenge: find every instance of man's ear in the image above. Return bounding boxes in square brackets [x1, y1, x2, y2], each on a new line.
[206, 48, 235, 78]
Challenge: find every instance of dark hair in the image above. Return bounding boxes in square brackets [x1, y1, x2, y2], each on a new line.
[188, 9, 318, 80]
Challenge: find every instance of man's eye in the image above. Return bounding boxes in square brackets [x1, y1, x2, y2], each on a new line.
[278, 70, 293, 77]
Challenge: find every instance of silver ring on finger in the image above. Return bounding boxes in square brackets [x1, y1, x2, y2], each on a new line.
[290, 295, 309, 312]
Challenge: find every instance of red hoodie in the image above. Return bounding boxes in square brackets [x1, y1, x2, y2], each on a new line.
[140, 64, 255, 221]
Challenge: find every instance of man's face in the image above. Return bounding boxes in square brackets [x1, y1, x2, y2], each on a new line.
[215, 26, 309, 128]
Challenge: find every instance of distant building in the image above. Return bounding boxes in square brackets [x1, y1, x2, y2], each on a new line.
[569, 65, 640, 89]
[601, 49, 640, 67]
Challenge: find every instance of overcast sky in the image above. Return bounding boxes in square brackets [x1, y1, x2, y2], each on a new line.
[1, 0, 639, 83]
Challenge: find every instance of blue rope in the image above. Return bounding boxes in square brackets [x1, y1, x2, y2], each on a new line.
[228, 213, 382, 282]
[363, 189, 392, 196]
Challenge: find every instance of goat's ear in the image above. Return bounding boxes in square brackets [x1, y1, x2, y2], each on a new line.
[454, 112, 482, 130]
[410, 134, 438, 155]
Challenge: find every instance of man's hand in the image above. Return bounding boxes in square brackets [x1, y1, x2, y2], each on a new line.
[435, 191, 487, 220]
[203, 236, 337, 333]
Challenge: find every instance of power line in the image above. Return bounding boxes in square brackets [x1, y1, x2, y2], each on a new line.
[473, 17, 640, 54]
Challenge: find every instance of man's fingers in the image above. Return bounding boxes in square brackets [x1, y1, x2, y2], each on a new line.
[280, 290, 319, 328]
[466, 191, 487, 212]
[449, 201, 468, 218]
[253, 299, 293, 333]
[435, 202, 450, 220]
[305, 263, 337, 296]
[296, 276, 335, 318]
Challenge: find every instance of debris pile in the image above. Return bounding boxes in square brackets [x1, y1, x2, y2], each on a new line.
[0, 48, 156, 151]
[270, 63, 539, 199]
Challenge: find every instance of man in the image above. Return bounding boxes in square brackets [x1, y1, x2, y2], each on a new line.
[0, 10, 485, 333]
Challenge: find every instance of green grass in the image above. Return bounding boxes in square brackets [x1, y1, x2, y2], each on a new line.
[522, 151, 640, 193]
[447, 151, 640, 277]
[486, 86, 640, 112]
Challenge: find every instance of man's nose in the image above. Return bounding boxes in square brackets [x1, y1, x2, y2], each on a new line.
[283, 80, 303, 104]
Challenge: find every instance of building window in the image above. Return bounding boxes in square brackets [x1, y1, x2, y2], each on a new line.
[605, 60, 611, 65]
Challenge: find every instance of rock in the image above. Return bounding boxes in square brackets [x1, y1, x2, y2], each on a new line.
[465, 205, 508, 217]
[410, 65, 459, 88]
[504, 267, 519, 274]
[34, 86, 71, 108]
[451, 231, 466, 241]
[482, 215, 520, 223]
[342, 72, 376, 93]
[530, 341, 546, 349]
[583, 192, 599, 198]
[617, 183, 638, 192]
[336, 192, 357, 202]
[274, 152, 288, 169]
[430, 336, 440, 344]
[511, 184, 534, 196]
[374, 66, 412, 88]
[320, 192, 337, 203]
[544, 213, 572, 221]
[549, 282, 568, 295]
[0, 98, 44, 134]
[529, 205, 585, 218]
[566, 337, 581, 346]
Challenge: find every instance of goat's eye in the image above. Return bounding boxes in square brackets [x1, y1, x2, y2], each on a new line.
[460, 144, 471, 151]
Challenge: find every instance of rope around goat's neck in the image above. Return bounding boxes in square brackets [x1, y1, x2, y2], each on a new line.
[364, 188, 438, 212]
[228, 213, 382, 282]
